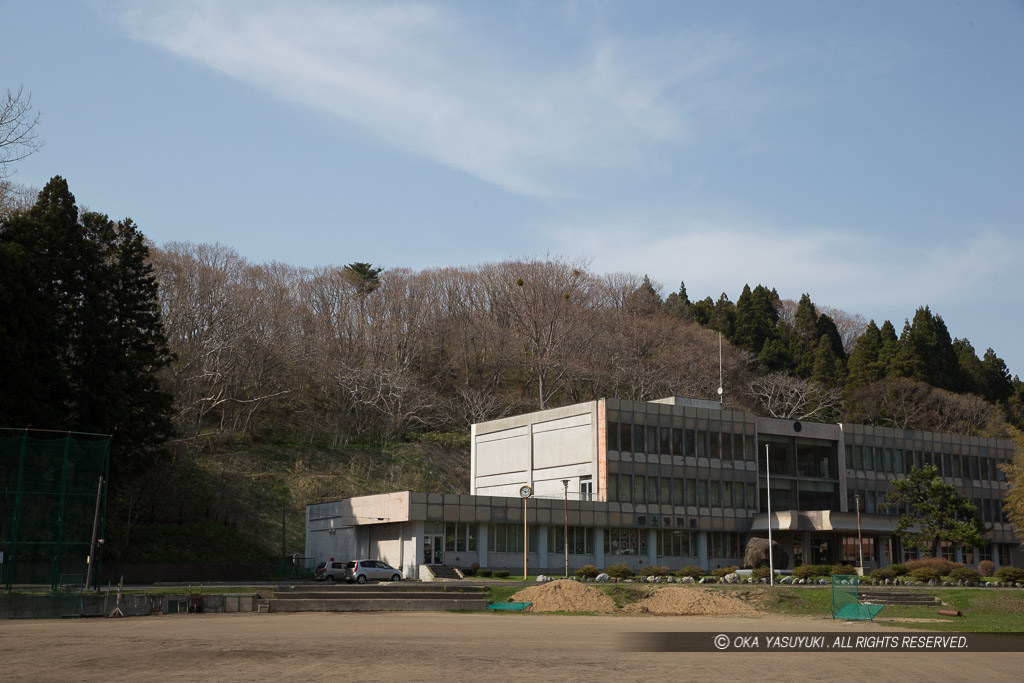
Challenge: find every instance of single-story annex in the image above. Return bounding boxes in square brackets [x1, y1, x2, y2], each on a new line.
[304, 396, 1020, 579]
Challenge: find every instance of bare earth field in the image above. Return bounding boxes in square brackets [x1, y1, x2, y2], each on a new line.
[2, 611, 1022, 682]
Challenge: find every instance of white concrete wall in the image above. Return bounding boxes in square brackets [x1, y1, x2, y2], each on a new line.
[473, 402, 598, 498]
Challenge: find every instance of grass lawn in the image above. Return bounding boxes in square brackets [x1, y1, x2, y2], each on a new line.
[483, 582, 1024, 633]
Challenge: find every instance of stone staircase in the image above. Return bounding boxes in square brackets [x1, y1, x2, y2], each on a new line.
[261, 583, 488, 612]
[858, 590, 942, 606]
[422, 565, 463, 581]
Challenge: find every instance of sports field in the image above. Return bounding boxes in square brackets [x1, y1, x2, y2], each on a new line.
[3, 611, 1021, 682]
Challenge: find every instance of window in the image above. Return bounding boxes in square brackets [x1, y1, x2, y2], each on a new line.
[607, 475, 618, 503]
[841, 536, 876, 563]
[723, 481, 733, 508]
[672, 428, 683, 456]
[580, 477, 593, 501]
[647, 425, 658, 454]
[708, 532, 742, 558]
[632, 423, 645, 453]
[445, 522, 477, 552]
[672, 478, 683, 506]
[660, 427, 671, 455]
[656, 530, 692, 557]
[698, 480, 708, 507]
[633, 475, 645, 503]
[547, 526, 591, 554]
[487, 523, 536, 553]
[604, 528, 645, 556]
[619, 422, 631, 452]
[685, 430, 696, 457]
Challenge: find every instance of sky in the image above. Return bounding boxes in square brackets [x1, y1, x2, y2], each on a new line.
[3, 0, 1023, 376]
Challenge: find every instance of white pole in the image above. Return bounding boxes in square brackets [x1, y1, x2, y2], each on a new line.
[766, 444, 774, 587]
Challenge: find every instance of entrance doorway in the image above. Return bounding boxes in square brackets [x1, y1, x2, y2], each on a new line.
[424, 534, 444, 565]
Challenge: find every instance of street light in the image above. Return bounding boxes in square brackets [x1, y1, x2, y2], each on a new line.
[562, 479, 570, 578]
[854, 494, 864, 576]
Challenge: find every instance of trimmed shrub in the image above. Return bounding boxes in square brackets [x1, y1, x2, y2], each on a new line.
[905, 558, 960, 577]
[994, 567, 1024, 583]
[978, 560, 995, 578]
[751, 567, 771, 581]
[910, 567, 941, 583]
[948, 567, 981, 584]
[870, 568, 897, 582]
[574, 564, 599, 579]
[604, 564, 635, 580]
[711, 566, 740, 579]
[477, 569, 492, 577]
[673, 565, 704, 580]
[462, 566, 476, 577]
[493, 570, 510, 579]
[830, 564, 857, 576]
[640, 565, 670, 577]
[793, 565, 828, 580]
[888, 563, 908, 576]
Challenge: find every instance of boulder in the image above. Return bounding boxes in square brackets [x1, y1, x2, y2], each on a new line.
[595, 573, 610, 583]
[723, 572, 740, 584]
[743, 537, 789, 570]
[680, 576, 696, 584]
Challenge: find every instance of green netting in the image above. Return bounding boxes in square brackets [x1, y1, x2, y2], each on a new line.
[0, 430, 110, 591]
[831, 574, 883, 621]
[487, 602, 532, 611]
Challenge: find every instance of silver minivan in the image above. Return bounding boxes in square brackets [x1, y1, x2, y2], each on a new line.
[344, 559, 402, 584]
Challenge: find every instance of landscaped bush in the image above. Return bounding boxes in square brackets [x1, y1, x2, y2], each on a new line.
[574, 564, 599, 579]
[910, 567, 941, 583]
[640, 565, 669, 577]
[673, 565, 704, 579]
[477, 569, 492, 577]
[905, 558, 960, 576]
[461, 566, 476, 577]
[994, 567, 1024, 583]
[711, 566, 740, 579]
[947, 567, 981, 584]
[887, 563, 908, 576]
[751, 567, 771, 581]
[870, 568, 897, 582]
[603, 564, 635, 579]
[830, 564, 857, 576]
[493, 570, 510, 579]
[793, 565, 830, 580]
[978, 560, 995, 577]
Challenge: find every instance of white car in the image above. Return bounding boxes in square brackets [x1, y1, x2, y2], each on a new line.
[344, 560, 402, 584]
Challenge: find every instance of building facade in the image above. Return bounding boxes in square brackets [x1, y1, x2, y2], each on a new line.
[305, 397, 1020, 578]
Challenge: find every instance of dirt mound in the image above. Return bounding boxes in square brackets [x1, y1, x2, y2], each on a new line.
[626, 587, 757, 616]
[510, 580, 617, 613]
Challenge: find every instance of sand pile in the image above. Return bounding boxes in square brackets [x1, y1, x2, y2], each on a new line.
[626, 587, 757, 616]
[509, 580, 617, 613]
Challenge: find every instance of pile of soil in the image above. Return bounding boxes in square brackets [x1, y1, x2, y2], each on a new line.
[510, 580, 617, 613]
[625, 587, 757, 616]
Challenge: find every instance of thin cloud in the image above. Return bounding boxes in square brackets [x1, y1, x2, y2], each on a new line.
[107, 0, 754, 197]
[549, 218, 1022, 316]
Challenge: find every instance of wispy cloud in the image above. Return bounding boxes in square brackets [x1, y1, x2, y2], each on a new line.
[548, 217, 1022, 317]
[106, 0, 752, 196]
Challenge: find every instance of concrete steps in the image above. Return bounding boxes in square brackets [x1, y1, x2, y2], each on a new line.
[265, 583, 489, 612]
[859, 591, 942, 606]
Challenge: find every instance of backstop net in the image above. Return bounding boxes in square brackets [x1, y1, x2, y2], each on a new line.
[0, 429, 110, 591]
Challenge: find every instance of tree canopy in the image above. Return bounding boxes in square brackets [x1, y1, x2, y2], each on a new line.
[883, 464, 989, 556]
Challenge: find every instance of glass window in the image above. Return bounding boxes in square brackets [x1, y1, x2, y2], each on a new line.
[607, 475, 618, 502]
[671, 428, 683, 456]
[608, 421, 618, 450]
[709, 432, 720, 460]
[863, 446, 873, 471]
[710, 480, 721, 506]
[632, 423, 645, 453]
[672, 478, 683, 506]
[723, 481, 733, 508]
[685, 430, 696, 457]
[660, 478, 670, 506]
[619, 422, 631, 452]
[634, 475, 645, 503]
[698, 480, 709, 507]
[685, 479, 695, 506]
[647, 476, 658, 503]
[660, 427, 671, 455]
[746, 483, 755, 509]
[647, 425, 658, 454]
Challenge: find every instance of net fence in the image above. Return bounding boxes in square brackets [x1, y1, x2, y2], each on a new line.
[1, 429, 110, 591]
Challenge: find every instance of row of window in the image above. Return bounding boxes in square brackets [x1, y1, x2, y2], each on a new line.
[607, 474, 756, 509]
[547, 526, 592, 554]
[845, 445, 1005, 482]
[608, 421, 755, 461]
[845, 489, 1008, 525]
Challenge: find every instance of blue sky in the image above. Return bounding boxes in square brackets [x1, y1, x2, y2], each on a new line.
[4, 0, 1023, 376]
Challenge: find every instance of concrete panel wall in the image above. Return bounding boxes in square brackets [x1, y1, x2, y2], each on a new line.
[475, 426, 529, 477]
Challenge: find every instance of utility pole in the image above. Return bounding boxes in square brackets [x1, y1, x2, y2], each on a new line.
[85, 477, 104, 590]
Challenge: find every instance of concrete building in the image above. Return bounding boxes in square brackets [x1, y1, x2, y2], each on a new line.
[305, 397, 1020, 578]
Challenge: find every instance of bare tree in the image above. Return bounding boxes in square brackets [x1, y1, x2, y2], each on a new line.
[748, 373, 842, 421]
[1, 85, 42, 179]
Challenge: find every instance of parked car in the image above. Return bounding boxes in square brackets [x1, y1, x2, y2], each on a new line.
[314, 559, 348, 582]
[345, 559, 402, 584]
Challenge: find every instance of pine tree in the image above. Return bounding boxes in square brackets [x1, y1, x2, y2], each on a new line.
[891, 306, 963, 392]
[846, 320, 885, 389]
[789, 294, 820, 378]
[733, 284, 780, 356]
[884, 464, 989, 556]
[663, 281, 691, 321]
[0, 177, 173, 475]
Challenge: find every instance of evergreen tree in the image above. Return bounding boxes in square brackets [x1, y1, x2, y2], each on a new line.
[978, 348, 1013, 404]
[846, 320, 886, 389]
[883, 464, 989, 556]
[663, 281, 691, 321]
[0, 177, 173, 476]
[788, 294, 820, 378]
[891, 306, 963, 392]
[624, 275, 662, 316]
[712, 292, 736, 339]
[953, 338, 984, 396]
[690, 296, 715, 327]
[733, 284, 780, 356]
[878, 320, 900, 374]
[811, 334, 845, 387]
[343, 261, 383, 294]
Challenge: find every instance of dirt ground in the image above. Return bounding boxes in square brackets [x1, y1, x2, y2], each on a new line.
[2, 611, 1021, 682]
